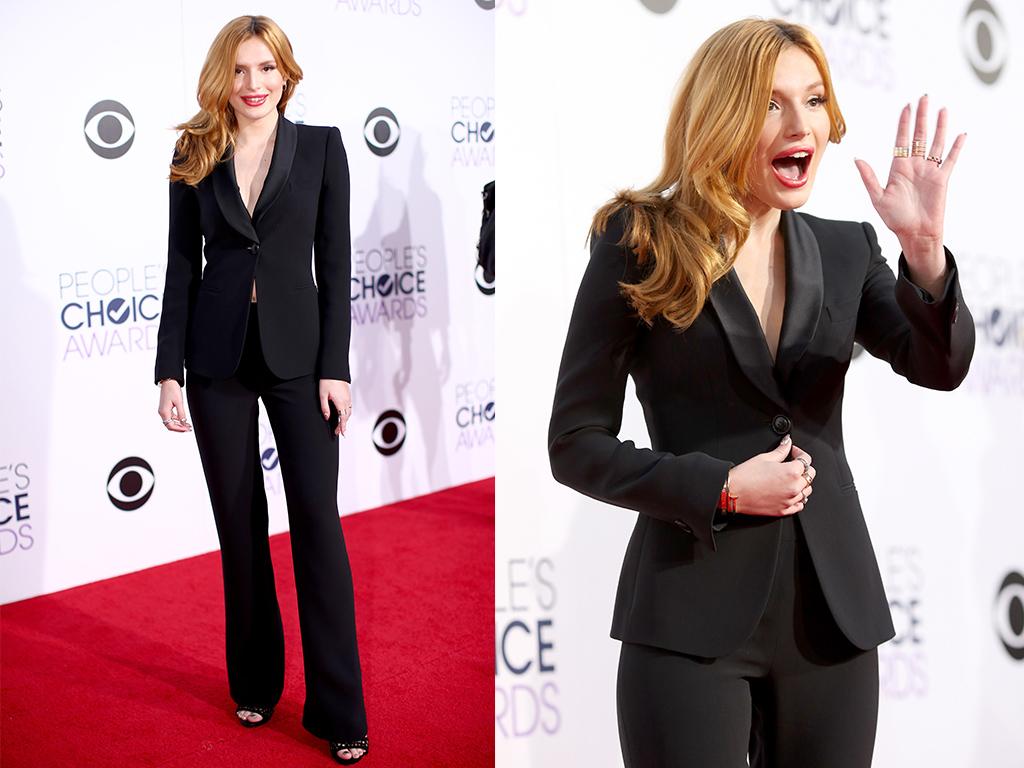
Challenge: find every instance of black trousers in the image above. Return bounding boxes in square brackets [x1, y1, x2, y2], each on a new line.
[617, 515, 879, 768]
[185, 303, 366, 741]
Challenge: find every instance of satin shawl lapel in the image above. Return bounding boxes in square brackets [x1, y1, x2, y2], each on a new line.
[706, 209, 823, 410]
[708, 268, 788, 411]
[774, 209, 824, 387]
[210, 113, 297, 244]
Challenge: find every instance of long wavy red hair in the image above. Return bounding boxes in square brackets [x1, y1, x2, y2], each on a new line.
[593, 18, 846, 331]
[168, 15, 303, 186]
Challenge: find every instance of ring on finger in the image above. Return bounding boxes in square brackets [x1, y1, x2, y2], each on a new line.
[162, 418, 173, 424]
[796, 456, 810, 472]
[893, 145, 910, 158]
[803, 470, 813, 485]
[927, 154, 942, 166]
[912, 139, 927, 157]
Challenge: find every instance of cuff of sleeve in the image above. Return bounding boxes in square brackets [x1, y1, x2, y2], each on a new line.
[897, 248, 957, 304]
[669, 459, 733, 551]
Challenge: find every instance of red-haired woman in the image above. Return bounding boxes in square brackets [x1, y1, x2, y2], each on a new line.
[549, 18, 973, 767]
[155, 15, 367, 765]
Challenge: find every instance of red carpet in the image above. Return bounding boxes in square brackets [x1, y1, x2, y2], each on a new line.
[1, 479, 493, 768]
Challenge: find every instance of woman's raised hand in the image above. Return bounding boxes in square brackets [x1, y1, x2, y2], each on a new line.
[853, 95, 966, 295]
[727, 435, 815, 517]
[158, 380, 192, 433]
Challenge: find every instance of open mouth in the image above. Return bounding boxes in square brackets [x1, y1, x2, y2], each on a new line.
[771, 148, 813, 188]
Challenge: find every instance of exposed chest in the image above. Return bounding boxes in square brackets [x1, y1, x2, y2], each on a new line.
[233, 141, 275, 216]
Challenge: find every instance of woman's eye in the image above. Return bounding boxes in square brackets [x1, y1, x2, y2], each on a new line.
[809, 95, 826, 107]
[768, 101, 779, 112]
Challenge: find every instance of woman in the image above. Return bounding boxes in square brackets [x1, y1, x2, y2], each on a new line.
[548, 18, 973, 768]
[154, 15, 368, 765]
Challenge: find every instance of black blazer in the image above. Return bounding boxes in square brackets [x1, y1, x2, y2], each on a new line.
[548, 207, 974, 657]
[154, 114, 351, 386]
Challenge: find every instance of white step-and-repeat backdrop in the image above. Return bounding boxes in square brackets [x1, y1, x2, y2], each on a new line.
[497, 1, 1022, 766]
[0, 1, 494, 604]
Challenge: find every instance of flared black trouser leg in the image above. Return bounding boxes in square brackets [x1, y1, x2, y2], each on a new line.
[616, 515, 879, 768]
[185, 305, 366, 742]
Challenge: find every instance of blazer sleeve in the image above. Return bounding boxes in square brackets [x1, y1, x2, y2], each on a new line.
[314, 126, 353, 382]
[855, 221, 975, 390]
[153, 163, 202, 387]
[547, 210, 733, 550]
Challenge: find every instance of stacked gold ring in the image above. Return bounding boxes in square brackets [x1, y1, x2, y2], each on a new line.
[893, 146, 910, 158]
[912, 139, 928, 157]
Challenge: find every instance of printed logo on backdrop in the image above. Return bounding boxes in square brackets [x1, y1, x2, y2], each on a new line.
[961, 250, 1024, 397]
[451, 96, 494, 168]
[771, 0, 894, 89]
[475, 0, 495, 8]
[58, 265, 162, 361]
[84, 100, 136, 159]
[880, 546, 928, 698]
[995, 571, 1024, 661]
[373, 410, 407, 456]
[455, 379, 494, 450]
[962, 0, 1007, 85]
[107, 457, 155, 511]
[496, 556, 560, 738]
[637, 0, 679, 12]
[351, 244, 428, 324]
[0, 462, 33, 556]
[335, 0, 422, 15]
[258, 416, 285, 496]
[364, 108, 400, 157]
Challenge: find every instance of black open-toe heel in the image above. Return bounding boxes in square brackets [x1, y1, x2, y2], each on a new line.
[329, 735, 369, 764]
[234, 703, 274, 728]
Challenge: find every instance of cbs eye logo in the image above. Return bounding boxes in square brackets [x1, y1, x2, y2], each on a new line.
[373, 409, 407, 456]
[106, 457, 155, 511]
[995, 571, 1024, 661]
[364, 107, 400, 157]
[962, 0, 1007, 85]
[84, 100, 136, 159]
[638, 0, 678, 12]
[474, 0, 495, 9]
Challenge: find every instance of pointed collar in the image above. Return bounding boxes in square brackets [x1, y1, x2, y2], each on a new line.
[210, 113, 297, 244]
[706, 209, 824, 410]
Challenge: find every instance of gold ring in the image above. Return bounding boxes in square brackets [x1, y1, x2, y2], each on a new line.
[893, 146, 910, 158]
[927, 155, 943, 166]
[912, 139, 928, 157]
[796, 456, 810, 471]
[803, 470, 813, 485]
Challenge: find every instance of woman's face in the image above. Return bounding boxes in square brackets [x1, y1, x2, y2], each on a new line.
[228, 37, 285, 123]
[745, 46, 831, 214]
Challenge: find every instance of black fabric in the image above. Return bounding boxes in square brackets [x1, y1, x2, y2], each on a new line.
[156, 114, 352, 385]
[616, 515, 880, 768]
[185, 305, 365, 742]
[548, 207, 975, 657]
[477, 180, 495, 285]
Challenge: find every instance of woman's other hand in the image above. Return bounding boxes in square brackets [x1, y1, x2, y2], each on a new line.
[854, 94, 966, 297]
[726, 435, 815, 516]
[158, 380, 192, 433]
[319, 379, 352, 437]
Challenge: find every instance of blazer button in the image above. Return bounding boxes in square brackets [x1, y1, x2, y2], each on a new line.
[247, 243, 260, 255]
[673, 520, 693, 535]
[771, 414, 792, 435]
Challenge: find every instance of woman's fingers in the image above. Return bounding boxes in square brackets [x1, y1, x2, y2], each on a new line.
[912, 94, 929, 148]
[929, 106, 947, 161]
[319, 389, 330, 420]
[894, 102, 912, 154]
[943, 132, 967, 176]
[854, 159, 884, 208]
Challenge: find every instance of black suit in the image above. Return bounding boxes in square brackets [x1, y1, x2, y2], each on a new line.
[154, 114, 365, 743]
[155, 114, 350, 385]
[548, 207, 974, 766]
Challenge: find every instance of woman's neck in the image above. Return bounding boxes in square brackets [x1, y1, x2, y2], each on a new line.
[234, 110, 279, 150]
